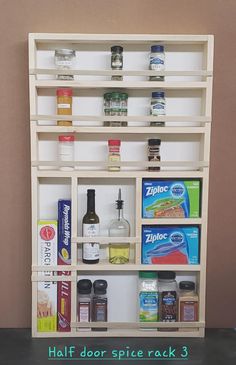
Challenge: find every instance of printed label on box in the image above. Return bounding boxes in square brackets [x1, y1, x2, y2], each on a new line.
[142, 180, 200, 218]
[142, 226, 199, 265]
[37, 220, 57, 332]
[57, 200, 71, 332]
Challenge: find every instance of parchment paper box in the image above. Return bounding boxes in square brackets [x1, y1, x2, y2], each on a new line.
[37, 220, 57, 332]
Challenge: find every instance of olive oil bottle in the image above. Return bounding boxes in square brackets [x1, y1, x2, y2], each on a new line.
[108, 189, 130, 264]
[82, 189, 100, 264]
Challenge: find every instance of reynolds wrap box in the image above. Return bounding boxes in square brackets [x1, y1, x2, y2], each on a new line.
[57, 200, 71, 332]
[37, 221, 57, 332]
[142, 180, 200, 218]
[142, 226, 199, 265]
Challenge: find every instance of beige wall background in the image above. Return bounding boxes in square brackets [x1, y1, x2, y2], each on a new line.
[0, 0, 235, 328]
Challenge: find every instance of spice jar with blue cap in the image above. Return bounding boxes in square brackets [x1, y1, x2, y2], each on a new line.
[149, 45, 165, 81]
[150, 91, 166, 126]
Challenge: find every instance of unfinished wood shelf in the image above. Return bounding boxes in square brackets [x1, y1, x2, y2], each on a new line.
[29, 33, 213, 338]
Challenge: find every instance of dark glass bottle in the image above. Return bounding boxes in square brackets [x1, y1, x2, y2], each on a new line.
[92, 280, 108, 331]
[82, 189, 100, 264]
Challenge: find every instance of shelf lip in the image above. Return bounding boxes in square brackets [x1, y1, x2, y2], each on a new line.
[71, 321, 205, 329]
[32, 160, 209, 168]
[34, 80, 208, 89]
[142, 218, 202, 225]
[30, 33, 212, 43]
[32, 264, 201, 272]
[73, 237, 139, 244]
[35, 170, 205, 178]
[30, 68, 213, 77]
[33, 126, 208, 134]
[30, 115, 212, 123]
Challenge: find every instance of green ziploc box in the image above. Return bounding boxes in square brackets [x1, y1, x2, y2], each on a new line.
[142, 180, 201, 218]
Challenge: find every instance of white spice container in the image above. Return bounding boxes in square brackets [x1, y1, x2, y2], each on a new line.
[58, 135, 75, 171]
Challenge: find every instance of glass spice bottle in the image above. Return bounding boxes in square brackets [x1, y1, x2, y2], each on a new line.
[179, 281, 198, 322]
[158, 271, 178, 323]
[57, 88, 73, 126]
[92, 280, 108, 331]
[150, 91, 165, 127]
[108, 140, 121, 171]
[148, 139, 161, 171]
[77, 279, 92, 330]
[111, 46, 123, 81]
[58, 135, 75, 171]
[149, 45, 165, 81]
[54, 49, 76, 80]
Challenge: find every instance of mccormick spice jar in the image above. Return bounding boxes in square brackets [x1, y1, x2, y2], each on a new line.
[150, 91, 165, 127]
[148, 139, 161, 171]
[54, 49, 76, 80]
[111, 45, 123, 81]
[149, 45, 165, 81]
[108, 140, 121, 171]
[77, 279, 92, 324]
[92, 280, 108, 331]
[179, 281, 198, 322]
[58, 135, 74, 171]
[158, 271, 178, 322]
[57, 88, 73, 126]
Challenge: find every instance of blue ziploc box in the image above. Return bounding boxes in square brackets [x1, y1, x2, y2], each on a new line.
[142, 179, 200, 218]
[142, 226, 199, 265]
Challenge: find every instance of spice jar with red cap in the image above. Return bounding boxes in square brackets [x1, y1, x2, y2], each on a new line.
[56, 88, 73, 126]
[108, 140, 121, 171]
[58, 135, 75, 171]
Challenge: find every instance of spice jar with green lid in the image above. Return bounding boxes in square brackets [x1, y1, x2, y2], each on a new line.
[110, 92, 121, 116]
[120, 92, 128, 126]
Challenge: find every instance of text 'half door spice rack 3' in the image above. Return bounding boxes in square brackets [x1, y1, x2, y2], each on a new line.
[29, 33, 213, 338]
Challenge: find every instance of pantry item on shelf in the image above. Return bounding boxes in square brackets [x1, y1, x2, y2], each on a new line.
[111, 45, 123, 81]
[57, 88, 73, 126]
[139, 271, 158, 322]
[77, 279, 92, 324]
[158, 271, 178, 323]
[54, 49, 76, 80]
[148, 139, 161, 171]
[37, 221, 58, 332]
[142, 226, 199, 265]
[104, 92, 128, 126]
[104, 93, 112, 116]
[92, 280, 108, 331]
[58, 200, 72, 332]
[120, 92, 128, 126]
[58, 135, 74, 171]
[108, 139, 121, 171]
[82, 189, 100, 264]
[179, 281, 198, 322]
[108, 189, 130, 264]
[110, 92, 121, 116]
[149, 45, 165, 81]
[150, 91, 165, 127]
[142, 179, 200, 218]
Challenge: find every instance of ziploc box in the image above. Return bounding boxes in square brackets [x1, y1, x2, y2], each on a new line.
[142, 179, 200, 218]
[37, 221, 57, 332]
[142, 226, 199, 265]
[57, 200, 71, 332]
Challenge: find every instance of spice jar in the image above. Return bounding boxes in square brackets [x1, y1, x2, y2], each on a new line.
[148, 139, 161, 171]
[108, 140, 121, 171]
[150, 91, 165, 127]
[139, 271, 159, 322]
[57, 88, 73, 126]
[92, 280, 108, 331]
[111, 45, 123, 81]
[120, 93, 128, 126]
[110, 92, 121, 116]
[77, 279, 92, 326]
[149, 45, 165, 81]
[158, 271, 178, 323]
[54, 49, 76, 80]
[179, 281, 198, 322]
[58, 135, 74, 171]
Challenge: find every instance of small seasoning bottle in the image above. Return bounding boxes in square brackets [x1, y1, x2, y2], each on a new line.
[54, 49, 76, 80]
[150, 91, 165, 127]
[92, 280, 108, 331]
[149, 45, 165, 81]
[139, 271, 159, 322]
[158, 271, 178, 323]
[57, 88, 73, 126]
[108, 140, 121, 171]
[111, 46, 123, 81]
[120, 93, 128, 126]
[77, 279, 92, 327]
[110, 92, 121, 117]
[58, 135, 74, 171]
[179, 281, 198, 322]
[148, 139, 161, 171]
[103, 93, 112, 127]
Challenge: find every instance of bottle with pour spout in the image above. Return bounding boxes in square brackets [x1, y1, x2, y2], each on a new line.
[108, 189, 130, 264]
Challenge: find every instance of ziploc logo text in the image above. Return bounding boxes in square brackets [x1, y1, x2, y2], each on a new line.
[145, 185, 169, 197]
[145, 233, 168, 243]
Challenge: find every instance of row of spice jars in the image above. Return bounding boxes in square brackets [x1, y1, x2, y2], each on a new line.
[58, 137, 161, 172]
[54, 45, 165, 81]
[139, 271, 199, 323]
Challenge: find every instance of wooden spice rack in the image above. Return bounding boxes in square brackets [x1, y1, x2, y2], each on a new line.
[29, 33, 213, 338]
